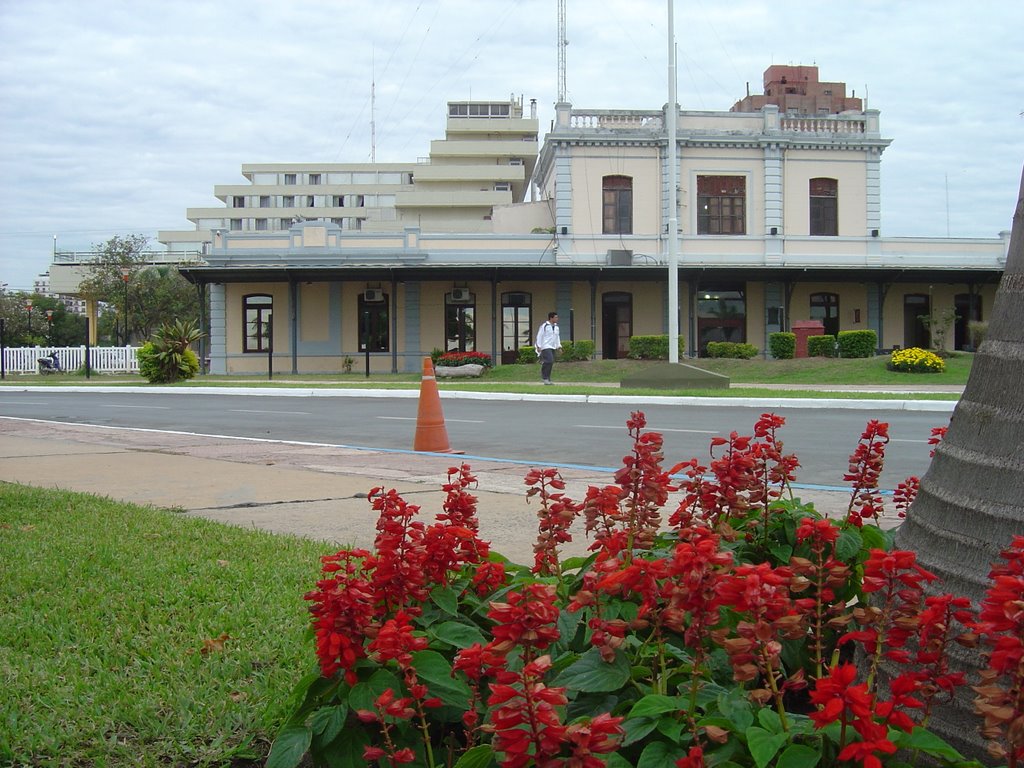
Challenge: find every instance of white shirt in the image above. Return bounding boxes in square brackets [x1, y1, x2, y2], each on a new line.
[536, 320, 560, 350]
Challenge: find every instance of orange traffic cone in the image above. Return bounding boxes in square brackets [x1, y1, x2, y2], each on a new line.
[413, 357, 462, 453]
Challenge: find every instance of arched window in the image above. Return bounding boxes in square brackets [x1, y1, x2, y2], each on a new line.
[243, 294, 273, 352]
[809, 178, 838, 236]
[809, 291, 840, 337]
[602, 176, 633, 234]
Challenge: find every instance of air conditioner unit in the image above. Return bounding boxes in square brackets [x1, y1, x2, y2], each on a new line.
[364, 288, 384, 302]
[451, 288, 472, 302]
[607, 249, 633, 266]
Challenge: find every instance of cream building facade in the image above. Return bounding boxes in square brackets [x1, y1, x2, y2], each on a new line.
[147, 70, 1008, 374]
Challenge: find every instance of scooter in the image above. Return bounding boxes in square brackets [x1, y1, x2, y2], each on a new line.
[37, 352, 62, 374]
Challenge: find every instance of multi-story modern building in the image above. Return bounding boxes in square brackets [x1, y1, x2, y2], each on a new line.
[139, 69, 1008, 373]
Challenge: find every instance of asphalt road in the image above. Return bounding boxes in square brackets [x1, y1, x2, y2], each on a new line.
[0, 390, 948, 491]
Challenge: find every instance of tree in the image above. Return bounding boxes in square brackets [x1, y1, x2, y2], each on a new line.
[77, 234, 201, 344]
[0, 292, 86, 347]
[894, 166, 1024, 759]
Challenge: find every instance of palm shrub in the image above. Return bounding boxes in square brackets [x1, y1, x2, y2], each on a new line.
[768, 332, 795, 359]
[137, 319, 203, 383]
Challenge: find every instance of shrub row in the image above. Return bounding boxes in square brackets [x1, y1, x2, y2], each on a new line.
[769, 329, 878, 359]
[434, 350, 493, 368]
[706, 341, 759, 359]
[515, 339, 595, 364]
[627, 334, 686, 360]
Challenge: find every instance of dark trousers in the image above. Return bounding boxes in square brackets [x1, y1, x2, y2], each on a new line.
[539, 348, 555, 380]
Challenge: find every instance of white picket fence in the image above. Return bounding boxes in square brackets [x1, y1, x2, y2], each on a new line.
[0, 345, 139, 374]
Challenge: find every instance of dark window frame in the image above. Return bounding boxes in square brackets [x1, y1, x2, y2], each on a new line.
[697, 176, 746, 235]
[445, 293, 476, 352]
[358, 294, 390, 353]
[602, 176, 633, 235]
[809, 177, 838, 236]
[809, 291, 840, 337]
[243, 294, 273, 353]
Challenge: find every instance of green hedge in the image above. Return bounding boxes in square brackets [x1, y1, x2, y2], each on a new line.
[807, 335, 836, 358]
[837, 329, 877, 358]
[517, 345, 539, 364]
[706, 341, 759, 359]
[768, 332, 795, 360]
[561, 339, 595, 361]
[627, 335, 686, 360]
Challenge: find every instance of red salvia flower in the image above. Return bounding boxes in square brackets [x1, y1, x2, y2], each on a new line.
[844, 420, 890, 526]
[487, 583, 562, 656]
[526, 466, 581, 575]
[892, 476, 919, 519]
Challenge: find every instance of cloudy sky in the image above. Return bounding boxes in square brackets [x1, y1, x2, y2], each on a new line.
[1, 0, 1022, 290]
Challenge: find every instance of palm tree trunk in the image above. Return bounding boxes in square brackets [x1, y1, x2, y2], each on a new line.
[893, 166, 1024, 759]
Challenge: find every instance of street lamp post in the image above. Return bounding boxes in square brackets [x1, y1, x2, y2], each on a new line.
[120, 267, 131, 345]
[25, 299, 33, 336]
[46, 309, 54, 345]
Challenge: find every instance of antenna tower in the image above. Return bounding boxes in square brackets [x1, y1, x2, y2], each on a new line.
[557, 0, 566, 102]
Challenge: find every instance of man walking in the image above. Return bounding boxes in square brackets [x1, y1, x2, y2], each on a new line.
[535, 311, 560, 385]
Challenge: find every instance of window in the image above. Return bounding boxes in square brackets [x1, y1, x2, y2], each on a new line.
[244, 294, 273, 352]
[697, 176, 746, 235]
[230, 218, 242, 231]
[279, 218, 293, 230]
[358, 295, 389, 352]
[810, 292, 840, 337]
[501, 291, 532, 364]
[307, 196, 315, 207]
[283, 195, 294, 208]
[697, 287, 746, 355]
[602, 176, 633, 234]
[284, 173, 296, 185]
[259, 195, 270, 208]
[494, 182, 511, 192]
[232, 196, 245, 208]
[809, 178, 838, 236]
[308, 173, 321, 185]
[255, 218, 268, 231]
[445, 293, 476, 352]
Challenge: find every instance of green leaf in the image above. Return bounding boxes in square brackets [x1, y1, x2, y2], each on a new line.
[835, 527, 863, 561]
[430, 620, 486, 649]
[321, 726, 371, 768]
[553, 647, 631, 692]
[453, 744, 497, 768]
[411, 649, 472, 707]
[776, 743, 821, 768]
[757, 707, 784, 734]
[770, 542, 794, 563]
[621, 716, 659, 746]
[716, 688, 754, 731]
[637, 740, 686, 768]
[605, 754, 634, 768]
[309, 703, 347, 745]
[265, 726, 312, 768]
[348, 669, 402, 713]
[745, 726, 788, 768]
[860, 524, 889, 552]
[629, 694, 686, 718]
[895, 727, 968, 760]
[431, 585, 460, 615]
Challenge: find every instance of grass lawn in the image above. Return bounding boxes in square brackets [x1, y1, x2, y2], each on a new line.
[0, 354, 972, 399]
[0, 483, 337, 767]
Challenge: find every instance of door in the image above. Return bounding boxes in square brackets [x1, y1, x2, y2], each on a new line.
[601, 292, 632, 359]
[903, 294, 930, 349]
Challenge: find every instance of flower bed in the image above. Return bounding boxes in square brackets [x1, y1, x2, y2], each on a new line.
[270, 414, 1021, 768]
[434, 351, 493, 369]
[888, 347, 946, 373]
